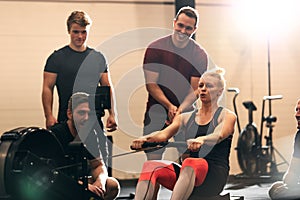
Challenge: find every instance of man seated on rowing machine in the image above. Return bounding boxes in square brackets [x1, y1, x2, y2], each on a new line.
[131, 68, 236, 200]
[50, 92, 120, 200]
[268, 98, 300, 200]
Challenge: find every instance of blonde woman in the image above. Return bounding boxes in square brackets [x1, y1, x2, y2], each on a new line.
[131, 67, 236, 199]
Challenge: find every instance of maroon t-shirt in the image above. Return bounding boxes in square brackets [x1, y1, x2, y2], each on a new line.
[143, 35, 208, 111]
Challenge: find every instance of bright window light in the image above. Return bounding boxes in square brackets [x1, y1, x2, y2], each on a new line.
[233, 0, 299, 38]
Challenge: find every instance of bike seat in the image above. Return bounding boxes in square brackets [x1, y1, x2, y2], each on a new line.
[243, 101, 257, 111]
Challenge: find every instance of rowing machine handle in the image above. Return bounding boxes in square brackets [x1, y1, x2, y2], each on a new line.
[130, 142, 168, 150]
[130, 141, 187, 150]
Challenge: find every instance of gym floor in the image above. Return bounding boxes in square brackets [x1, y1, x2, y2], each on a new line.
[117, 173, 283, 200]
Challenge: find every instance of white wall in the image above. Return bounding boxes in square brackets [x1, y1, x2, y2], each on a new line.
[0, 0, 299, 179]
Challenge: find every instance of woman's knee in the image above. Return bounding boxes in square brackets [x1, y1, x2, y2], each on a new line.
[138, 161, 179, 190]
[181, 158, 208, 186]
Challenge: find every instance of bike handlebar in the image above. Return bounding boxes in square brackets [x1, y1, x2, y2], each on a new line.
[263, 95, 283, 100]
[227, 87, 240, 94]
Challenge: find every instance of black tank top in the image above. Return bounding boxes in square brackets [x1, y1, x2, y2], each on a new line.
[185, 107, 232, 170]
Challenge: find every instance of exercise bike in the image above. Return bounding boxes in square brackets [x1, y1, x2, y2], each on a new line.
[227, 88, 289, 178]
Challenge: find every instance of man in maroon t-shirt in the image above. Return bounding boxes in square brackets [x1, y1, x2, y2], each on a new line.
[142, 6, 208, 160]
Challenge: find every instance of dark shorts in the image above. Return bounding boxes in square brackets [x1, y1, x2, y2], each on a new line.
[190, 164, 228, 197]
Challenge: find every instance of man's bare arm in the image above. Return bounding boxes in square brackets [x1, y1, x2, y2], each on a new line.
[42, 72, 57, 128]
